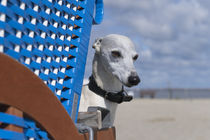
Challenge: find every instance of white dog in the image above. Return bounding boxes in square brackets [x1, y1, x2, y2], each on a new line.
[79, 34, 140, 125]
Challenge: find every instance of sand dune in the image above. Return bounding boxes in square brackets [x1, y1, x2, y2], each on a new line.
[115, 99, 210, 140]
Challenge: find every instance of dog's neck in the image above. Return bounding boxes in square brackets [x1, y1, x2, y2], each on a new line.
[92, 54, 123, 93]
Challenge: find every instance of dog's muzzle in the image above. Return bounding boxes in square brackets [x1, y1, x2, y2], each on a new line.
[128, 72, 140, 86]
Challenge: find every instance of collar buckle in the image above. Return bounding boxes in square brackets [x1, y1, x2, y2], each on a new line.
[104, 91, 109, 99]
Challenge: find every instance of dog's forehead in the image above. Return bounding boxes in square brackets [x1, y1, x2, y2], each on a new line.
[101, 34, 136, 52]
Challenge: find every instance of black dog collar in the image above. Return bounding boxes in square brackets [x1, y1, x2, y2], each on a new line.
[88, 75, 133, 104]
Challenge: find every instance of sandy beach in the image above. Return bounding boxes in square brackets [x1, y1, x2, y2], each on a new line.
[115, 99, 210, 140]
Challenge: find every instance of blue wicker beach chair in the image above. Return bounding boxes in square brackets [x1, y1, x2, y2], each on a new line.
[0, 0, 111, 139]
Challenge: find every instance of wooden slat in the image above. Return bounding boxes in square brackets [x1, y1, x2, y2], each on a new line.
[0, 53, 84, 140]
[3, 107, 23, 133]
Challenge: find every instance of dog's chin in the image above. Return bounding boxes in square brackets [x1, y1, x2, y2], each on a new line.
[124, 83, 134, 88]
[124, 82, 139, 88]
[114, 76, 137, 88]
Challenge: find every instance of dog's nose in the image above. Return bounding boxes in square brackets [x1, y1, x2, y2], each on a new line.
[128, 73, 140, 86]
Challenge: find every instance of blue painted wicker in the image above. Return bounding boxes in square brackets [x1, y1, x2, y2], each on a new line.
[0, 0, 103, 139]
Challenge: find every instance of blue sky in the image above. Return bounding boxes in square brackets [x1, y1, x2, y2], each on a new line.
[84, 0, 210, 89]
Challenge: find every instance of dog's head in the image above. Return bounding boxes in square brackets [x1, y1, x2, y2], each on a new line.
[93, 34, 140, 87]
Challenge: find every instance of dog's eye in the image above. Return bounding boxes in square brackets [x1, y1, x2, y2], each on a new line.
[111, 51, 122, 58]
[133, 54, 138, 61]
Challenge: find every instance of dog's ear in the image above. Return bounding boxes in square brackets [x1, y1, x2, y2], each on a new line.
[93, 38, 103, 52]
